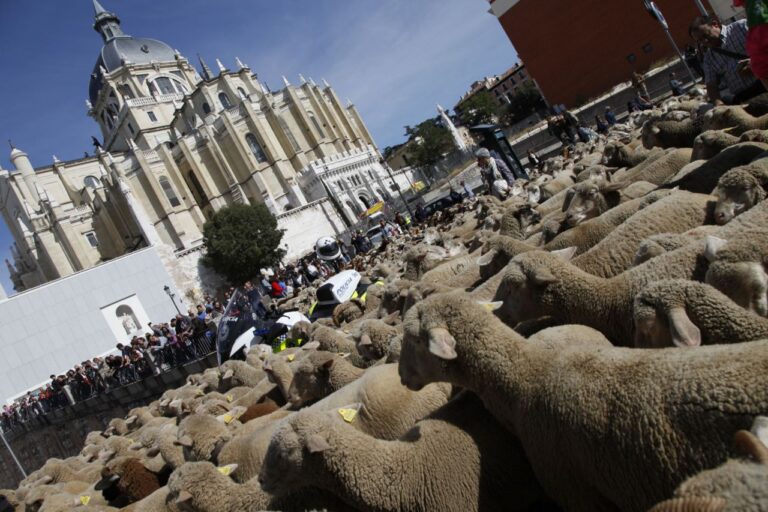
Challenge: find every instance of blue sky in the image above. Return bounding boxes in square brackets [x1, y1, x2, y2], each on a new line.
[0, 0, 517, 295]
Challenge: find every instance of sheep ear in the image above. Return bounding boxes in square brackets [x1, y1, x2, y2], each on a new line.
[751, 416, 768, 447]
[358, 334, 373, 347]
[602, 181, 626, 192]
[530, 268, 560, 286]
[38, 475, 53, 484]
[146, 447, 160, 457]
[301, 341, 320, 351]
[477, 248, 498, 267]
[549, 247, 577, 261]
[382, 311, 399, 325]
[176, 490, 193, 505]
[651, 125, 661, 134]
[262, 360, 273, 373]
[428, 327, 458, 360]
[306, 434, 331, 453]
[125, 415, 137, 425]
[174, 435, 193, 448]
[733, 430, 768, 464]
[704, 236, 727, 262]
[321, 357, 336, 369]
[222, 369, 234, 380]
[667, 307, 702, 347]
[129, 442, 143, 451]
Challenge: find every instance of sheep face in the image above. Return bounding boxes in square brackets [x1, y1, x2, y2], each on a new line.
[706, 261, 768, 317]
[259, 414, 328, 495]
[286, 354, 335, 406]
[632, 284, 702, 348]
[492, 258, 558, 327]
[477, 244, 511, 281]
[562, 182, 622, 226]
[714, 170, 765, 225]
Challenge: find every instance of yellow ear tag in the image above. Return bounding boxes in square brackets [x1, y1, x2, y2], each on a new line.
[80, 495, 91, 505]
[287, 354, 296, 362]
[222, 413, 234, 424]
[217, 466, 233, 476]
[482, 303, 496, 311]
[195, 389, 204, 396]
[338, 408, 358, 423]
[226, 395, 233, 403]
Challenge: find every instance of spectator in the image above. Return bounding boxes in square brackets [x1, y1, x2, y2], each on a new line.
[526, 148, 541, 170]
[690, 15, 765, 104]
[460, 180, 475, 199]
[605, 106, 617, 125]
[476, 147, 515, 199]
[632, 71, 651, 102]
[669, 72, 685, 96]
[595, 115, 609, 134]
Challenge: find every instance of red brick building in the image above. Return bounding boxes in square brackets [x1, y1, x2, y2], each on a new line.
[488, 0, 717, 107]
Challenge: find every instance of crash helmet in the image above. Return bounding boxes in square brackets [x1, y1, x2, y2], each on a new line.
[315, 236, 341, 261]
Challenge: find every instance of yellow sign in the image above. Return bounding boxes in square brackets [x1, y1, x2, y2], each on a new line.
[363, 201, 385, 217]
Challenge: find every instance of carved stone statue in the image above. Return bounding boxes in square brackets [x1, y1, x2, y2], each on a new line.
[121, 313, 137, 335]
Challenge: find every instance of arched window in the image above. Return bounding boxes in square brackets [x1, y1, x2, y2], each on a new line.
[159, 176, 181, 207]
[237, 87, 248, 100]
[346, 200, 359, 215]
[358, 195, 371, 208]
[202, 102, 211, 114]
[245, 133, 268, 163]
[219, 92, 232, 109]
[308, 112, 325, 138]
[278, 116, 300, 152]
[118, 84, 134, 99]
[115, 305, 140, 335]
[148, 76, 187, 96]
[83, 176, 101, 189]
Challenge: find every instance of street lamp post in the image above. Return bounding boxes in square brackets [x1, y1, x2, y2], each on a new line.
[380, 159, 413, 218]
[0, 428, 27, 479]
[693, 0, 708, 15]
[644, 1, 698, 84]
[163, 285, 182, 315]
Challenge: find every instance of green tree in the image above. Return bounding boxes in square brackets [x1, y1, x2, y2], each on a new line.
[404, 118, 456, 170]
[457, 90, 497, 126]
[500, 82, 546, 126]
[202, 203, 285, 284]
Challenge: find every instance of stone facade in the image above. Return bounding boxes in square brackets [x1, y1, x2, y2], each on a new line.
[0, 0, 388, 296]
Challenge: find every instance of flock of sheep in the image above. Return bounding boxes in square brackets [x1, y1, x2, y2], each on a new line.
[4, 87, 768, 511]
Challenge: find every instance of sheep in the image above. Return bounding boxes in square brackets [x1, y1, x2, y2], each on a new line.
[713, 164, 768, 225]
[631, 226, 722, 266]
[332, 298, 366, 326]
[498, 201, 541, 240]
[546, 189, 674, 254]
[642, 117, 703, 148]
[527, 324, 612, 348]
[377, 279, 413, 316]
[29, 459, 103, 485]
[633, 279, 768, 348]
[419, 253, 481, 288]
[94, 456, 164, 506]
[704, 232, 768, 316]
[491, 229, 749, 345]
[121, 486, 179, 512]
[398, 292, 768, 512]
[648, 418, 768, 512]
[166, 461, 354, 511]
[286, 351, 365, 406]
[539, 169, 576, 201]
[237, 399, 280, 423]
[259, 390, 542, 512]
[616, 147, 692, 185]
[218, 360, 265, 390]
[560, 179, 627, 227]
[662, 142, 768, 193]
[125, 406, 159, 429]
[691, 129, 740, 160]
[175, 413, 234, 463]
[703, 104, 768, 134]
[350, 318, 401, 361]
[570, 190, 715, 278]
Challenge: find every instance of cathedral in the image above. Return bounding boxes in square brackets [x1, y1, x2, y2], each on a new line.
[0, 0, 401, 294]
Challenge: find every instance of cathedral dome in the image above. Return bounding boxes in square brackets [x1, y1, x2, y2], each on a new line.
[88, 1, 178, 104]
[89, 37, 177, 103]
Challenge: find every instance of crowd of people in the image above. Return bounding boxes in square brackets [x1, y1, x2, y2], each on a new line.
[1, 302, 224, 433]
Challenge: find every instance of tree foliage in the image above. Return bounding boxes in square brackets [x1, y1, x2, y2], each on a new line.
[500, 82, 547, 126]
[403, 118, 456, 169]
[202, 203, 285, 284]
[457, 90, 497, 126]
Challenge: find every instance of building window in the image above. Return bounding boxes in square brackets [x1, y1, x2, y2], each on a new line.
[368, 170, 373, 180]
[308, 112, 325, 138]
[219, 92, 232, 109]
[237, 87, 248, 100]
[119, 84, 134, 99]
[627, 53, 637, 63]
[642, 43, 653, 54]
[245, 133, 268, 163]
[127, 123, 135, 135]
[159, 176, 181, 207]
[85, 231, 99, 247]
[147, 111, 157, 122]
[202, 102, 211, 114]
[187, 171, 208, 205]
[278, 116, 301, 152]
[83, 176, 101, 189]
[156, 77, 176, 95]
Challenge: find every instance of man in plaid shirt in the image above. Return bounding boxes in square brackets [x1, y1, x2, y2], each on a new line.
[690, 16, 765, 104]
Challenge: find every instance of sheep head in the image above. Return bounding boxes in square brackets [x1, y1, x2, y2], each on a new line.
[713, 167, 767, 225]
[562, 180, 625, 226]
[632, 280, 704, 348]
[286, 351, 338, 406]
[168, 462, 238, 511]
[705, 234, 768, 317]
